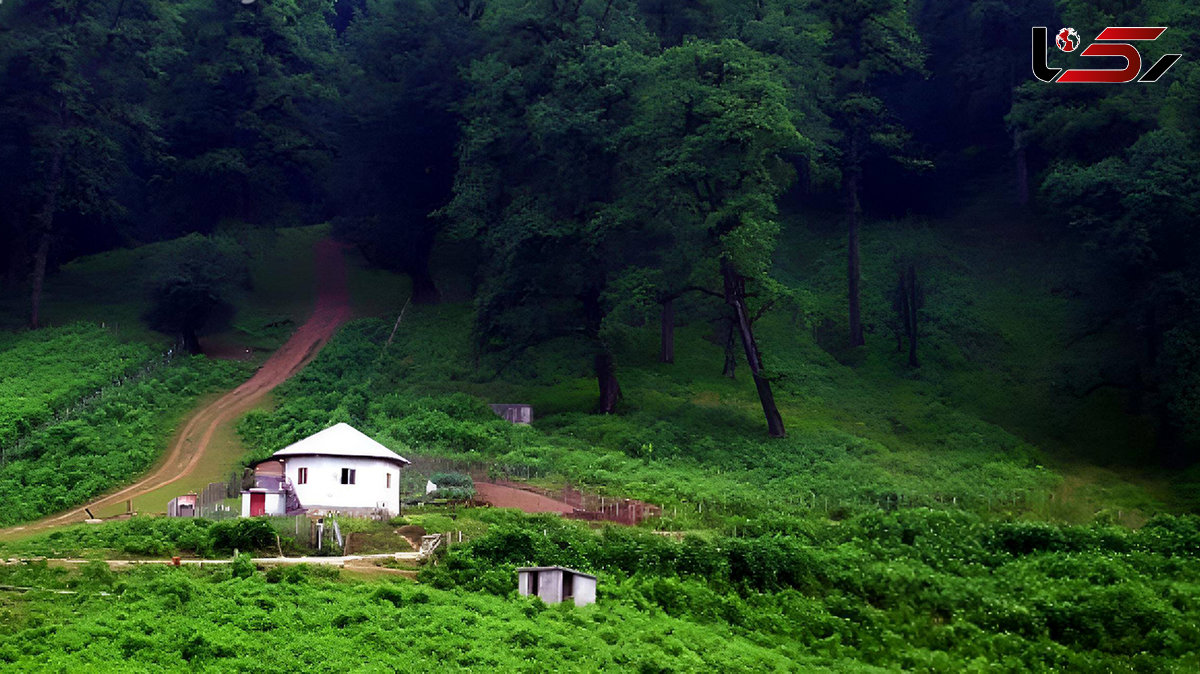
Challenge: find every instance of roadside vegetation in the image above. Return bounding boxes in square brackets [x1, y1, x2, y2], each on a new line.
[1, 508, 1197, 671]
[0, 355, 244, 527]
[0, 324, 155, 452]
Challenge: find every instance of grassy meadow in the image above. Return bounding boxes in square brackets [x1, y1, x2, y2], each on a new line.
[1, 215, 1197, 670]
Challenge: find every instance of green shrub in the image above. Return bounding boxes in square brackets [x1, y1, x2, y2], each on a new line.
[208, 518, 276, 555]
[428, 472, 476, 500]
[231, 553, 256, 579]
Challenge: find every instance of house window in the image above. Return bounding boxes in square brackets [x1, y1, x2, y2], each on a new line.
[341, 468, 356, 485]
[386, 473, 392, 489]
[297, 467, 308, 485]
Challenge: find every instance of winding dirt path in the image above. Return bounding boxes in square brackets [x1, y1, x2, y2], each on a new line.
[1, 239, 352, 538]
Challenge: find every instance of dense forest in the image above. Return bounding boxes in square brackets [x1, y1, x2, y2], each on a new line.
[3, 0, 1197, 469]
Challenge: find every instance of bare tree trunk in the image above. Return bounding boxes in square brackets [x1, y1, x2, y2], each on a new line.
[595, 351, 621, 414]
[1016, 147, 1029, 207]
[722, 260, 785, 438]
[407, 226, 441, 304]
[182, 327, 202, 355]
[905, 266, 919, 367]
[30, 148, 64, 329]
[895, 265, 921, 367]
[1014, 130, 1029, 207]
[29, 232, 52, 329]
[409, 262, 441, 304]
[659, 298, 675, 363]
[583, 288, 621, 414]
[5, 227, 28, 293]
[722, 319, 737, 379]
[846, 173, 865, 347]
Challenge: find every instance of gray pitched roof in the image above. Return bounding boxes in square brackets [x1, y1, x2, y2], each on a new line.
[270, 423, 410, 466]
[516, 566, 597, 579]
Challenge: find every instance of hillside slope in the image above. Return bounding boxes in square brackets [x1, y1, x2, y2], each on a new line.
[233, 213, 1187, 523]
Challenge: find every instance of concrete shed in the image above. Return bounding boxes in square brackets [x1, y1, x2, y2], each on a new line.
[167, 493, 197, 517]
[517, 566, 597, 606]
[489, 404, 533, 425]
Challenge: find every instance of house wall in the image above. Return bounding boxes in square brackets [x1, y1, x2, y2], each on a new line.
[518, 570, 563, 603]
[572, 575, 597, 606]
[284, 456, 400, 515]
[240, 491, 286, 517]
[538, 569, 563, 603]
[168, 494, 199, 517]
[517, 570, 596, 606]
[266, 492, 284, 515]
[489, 404, 533, 425]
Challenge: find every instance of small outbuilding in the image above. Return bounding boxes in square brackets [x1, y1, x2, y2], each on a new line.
[167, 493, 197, 517]
[517, 566, 597, 607]
[489, 404, 533, 425]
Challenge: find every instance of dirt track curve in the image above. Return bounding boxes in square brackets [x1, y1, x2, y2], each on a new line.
[2, 238, 352, 538]
[474, 482, 576, 515]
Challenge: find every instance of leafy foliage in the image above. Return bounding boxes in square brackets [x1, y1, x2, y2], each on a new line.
[0, 324, 153, 450]
[421, 509, 1200, 669]
[0, 516, 281, 559]
[0, 351, 244, 527]
[428, 472, 477, 501]
[3, 509, 1197, 670]
[143, 235, 252, 352]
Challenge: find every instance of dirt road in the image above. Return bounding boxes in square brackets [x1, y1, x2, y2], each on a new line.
[2, 238, 352, 538]
[474, 482, 576, 515]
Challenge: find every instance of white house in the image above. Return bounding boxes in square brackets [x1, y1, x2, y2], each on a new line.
[241, 423, 410, 518]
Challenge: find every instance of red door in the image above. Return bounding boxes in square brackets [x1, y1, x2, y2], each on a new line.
[250, 492, 266, 516]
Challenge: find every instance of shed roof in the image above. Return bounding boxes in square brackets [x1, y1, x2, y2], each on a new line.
[268, 423, 410, 467]
[516, 565, 597, 580]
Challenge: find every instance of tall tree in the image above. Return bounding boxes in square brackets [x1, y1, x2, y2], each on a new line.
[0, 0, 181, 327]
[144, 235, 251, 353]
[623, 39, 807, 437]
[443, 2, 651, 414]
[815, 0, 926, 347]
[1010, 0, 1200, 465]
[334, 0, 482, 303]
[155, 0, 339, 232]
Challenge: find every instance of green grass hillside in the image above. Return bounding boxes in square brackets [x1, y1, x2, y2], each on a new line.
[3, 217, 1199, 671]
[2, 510, 1197, 671]
[0, 225, 407, 529]
[1, 214, 1187, 526]
[229, 211, 1186, 524]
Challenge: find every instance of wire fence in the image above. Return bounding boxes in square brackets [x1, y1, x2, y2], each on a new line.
[2, 334, 184, 464]
[196, 479, 240, 519]
[396, 456, 1076, 525]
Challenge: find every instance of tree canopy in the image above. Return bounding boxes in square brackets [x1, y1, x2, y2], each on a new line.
[2, 0, 1199, 455]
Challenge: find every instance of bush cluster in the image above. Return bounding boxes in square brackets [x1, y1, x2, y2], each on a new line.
[0, 516, 278, 559]
[419, 509, 1200, 669]
[0, 355, 244, 526]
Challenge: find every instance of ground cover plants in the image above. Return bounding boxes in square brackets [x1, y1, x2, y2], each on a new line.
[0, 517, 277, 559]
[0, 354, 245, 526]
[417, 508, 1200, 671]
[0, 508, 1196, 671]
[0, 560, 832, 672]
[236, 310, 1063, 525]
[0, 323, 156, 452]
